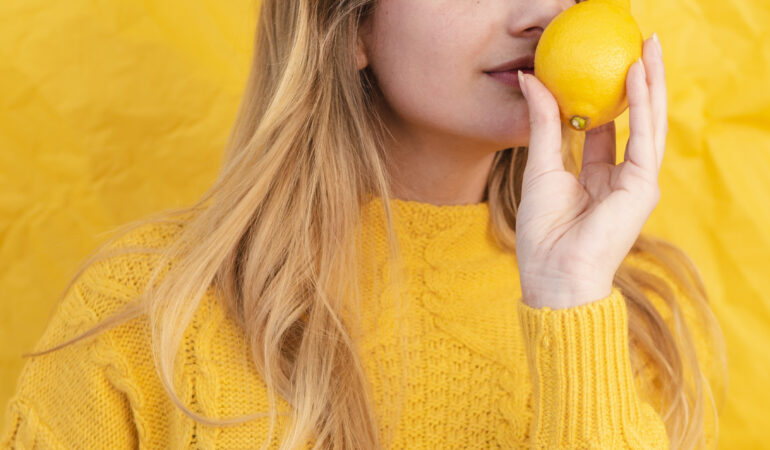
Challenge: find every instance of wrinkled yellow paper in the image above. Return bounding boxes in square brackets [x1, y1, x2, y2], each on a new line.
[0, 0, 768, 447]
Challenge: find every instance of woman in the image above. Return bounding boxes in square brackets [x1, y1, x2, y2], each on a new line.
[1, 0, 727, 448]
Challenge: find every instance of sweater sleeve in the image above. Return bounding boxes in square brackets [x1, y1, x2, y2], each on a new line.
[517, 286, 670, 449]
[0, 271, 139, 449]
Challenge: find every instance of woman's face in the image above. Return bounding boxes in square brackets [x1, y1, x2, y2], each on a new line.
[358, 0, 576, 150]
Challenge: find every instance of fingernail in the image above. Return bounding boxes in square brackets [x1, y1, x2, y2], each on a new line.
[517, 70, 528, 98]
[652, 32, 662, 55]
[637, 57, 646, 78]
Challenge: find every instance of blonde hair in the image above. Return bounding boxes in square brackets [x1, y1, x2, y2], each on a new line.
[24, 1, 727, 449]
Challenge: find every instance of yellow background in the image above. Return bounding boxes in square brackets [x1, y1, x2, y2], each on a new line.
[1, 0, 767, 447]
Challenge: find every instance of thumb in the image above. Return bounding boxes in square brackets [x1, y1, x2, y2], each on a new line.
[519, 71, 566, 186]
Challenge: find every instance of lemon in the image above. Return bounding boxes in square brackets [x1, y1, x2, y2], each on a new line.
[586, 0, 631, 10]
[534, 0, 643, 131]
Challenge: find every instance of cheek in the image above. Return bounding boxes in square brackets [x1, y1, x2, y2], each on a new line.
[368, 2, 533, 146]
[381, 74, 532, 148]
[377, 63, 533, 146]
[369, 12, 463, 123]
[481, 99, 532, 142]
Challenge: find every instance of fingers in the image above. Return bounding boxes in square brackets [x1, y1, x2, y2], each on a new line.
[622, 56, 657, 182]
[582, 120, 616, 170]
[644, 33, 668, 172]
[518, 70, 565, 187]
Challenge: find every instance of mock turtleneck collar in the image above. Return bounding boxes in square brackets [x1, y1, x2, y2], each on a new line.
[355, 195, 521, 375]
[361, 195, 491, 241]
[357, 195, 509, 281]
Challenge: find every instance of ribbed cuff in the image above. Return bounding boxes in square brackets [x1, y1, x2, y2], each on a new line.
[517, 287, 647, 447]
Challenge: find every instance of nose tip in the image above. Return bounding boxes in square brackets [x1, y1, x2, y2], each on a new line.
[508, 0, 575, 39]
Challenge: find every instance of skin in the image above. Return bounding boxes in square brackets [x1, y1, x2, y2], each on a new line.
[356, 1, 669, 308]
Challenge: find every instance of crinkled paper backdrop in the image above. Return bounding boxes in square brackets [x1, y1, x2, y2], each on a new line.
[1, 0, 768, 447]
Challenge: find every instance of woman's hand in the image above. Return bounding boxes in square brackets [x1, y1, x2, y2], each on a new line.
[515, 34, 667, 309]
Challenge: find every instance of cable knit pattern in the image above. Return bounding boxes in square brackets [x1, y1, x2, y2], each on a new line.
[0, 197, 717, 448]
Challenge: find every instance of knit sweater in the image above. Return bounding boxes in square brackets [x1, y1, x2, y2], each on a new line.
[1, 197, 720, 449]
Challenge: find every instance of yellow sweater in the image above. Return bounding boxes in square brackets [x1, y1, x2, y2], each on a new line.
[1, 197, 719, 449]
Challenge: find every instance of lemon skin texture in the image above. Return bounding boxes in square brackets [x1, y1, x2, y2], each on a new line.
[586, 0, 631, 11]
[533, 1, 643, 131]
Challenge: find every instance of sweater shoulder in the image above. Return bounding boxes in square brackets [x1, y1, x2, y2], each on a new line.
[70, 216, 189, 321]
[3, 216, 222, 448]
[18, 217, 190, 362]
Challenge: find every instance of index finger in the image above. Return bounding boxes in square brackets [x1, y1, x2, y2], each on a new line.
[519, 71, 567, 187]
[644, 33, 668, 172]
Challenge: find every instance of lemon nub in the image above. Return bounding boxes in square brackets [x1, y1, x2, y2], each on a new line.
[569, 115, 590, 130]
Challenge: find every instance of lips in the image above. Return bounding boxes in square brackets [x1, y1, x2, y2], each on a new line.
[490, 68, 535, 74]
[490, 67, 535, 73]
[484, 55, 536, 73]
[485, 68, 535, 89]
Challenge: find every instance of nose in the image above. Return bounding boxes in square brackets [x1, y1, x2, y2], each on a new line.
[506, 0, 575, 39]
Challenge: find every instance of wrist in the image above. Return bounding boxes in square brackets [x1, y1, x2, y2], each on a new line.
[520, 279, 613, 310]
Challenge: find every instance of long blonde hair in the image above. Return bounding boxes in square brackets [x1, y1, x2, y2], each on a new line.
[24, 0, 727, 448]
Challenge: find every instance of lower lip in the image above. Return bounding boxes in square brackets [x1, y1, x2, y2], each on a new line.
[485, 69, 535, 89]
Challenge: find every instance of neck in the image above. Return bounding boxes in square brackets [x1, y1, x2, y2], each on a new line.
[379, 106, 500, 206]
[387, 144, 496, 205]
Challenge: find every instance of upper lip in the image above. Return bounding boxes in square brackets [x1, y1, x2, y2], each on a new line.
[484, 55, 535, 73]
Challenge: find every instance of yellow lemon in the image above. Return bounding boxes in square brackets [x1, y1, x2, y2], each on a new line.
[589, 0, 631, 11]
[534, 0, 643, 131]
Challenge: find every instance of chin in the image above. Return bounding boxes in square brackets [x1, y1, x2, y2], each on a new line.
[480, 122, 529, 148]
[489, 133, 529, 150]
